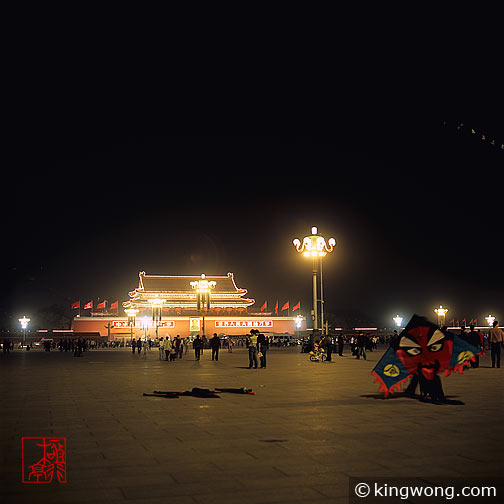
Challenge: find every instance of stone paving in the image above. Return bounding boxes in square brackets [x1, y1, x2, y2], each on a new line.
[1, 345, 503, 503]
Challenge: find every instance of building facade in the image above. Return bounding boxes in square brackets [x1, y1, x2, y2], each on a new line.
[72, 271, 305, 339]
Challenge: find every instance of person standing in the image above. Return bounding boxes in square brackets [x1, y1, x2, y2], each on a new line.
[337, 334, 344, 356]
[77, 338, 84, 357]
[210, 333, 221, 361]
[356, 333, 366, 360]
[164, 337, 172, 361]
[159, 338, 165, 360]
[257, 332, 268, 368]
[248, 329, 259, 369]
[488, 320, 504, 368]
[174, 336, 182, 359]
[137, 338, 142, 354]
[193, 334, 203, 361]
[323, 334, 333, 362]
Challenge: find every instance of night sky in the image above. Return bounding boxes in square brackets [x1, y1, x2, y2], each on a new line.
[4, 122, 503, 330]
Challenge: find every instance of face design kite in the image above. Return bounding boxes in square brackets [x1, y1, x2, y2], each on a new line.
[372, 315, 482, 401]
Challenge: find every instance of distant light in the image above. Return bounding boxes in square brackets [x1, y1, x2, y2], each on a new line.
[19, 316, 30, 329]
[353, 327, 378, 331]
[311, 226, 318, 235]
[393, 315, 403, 327]
[485, 314, 495, 327]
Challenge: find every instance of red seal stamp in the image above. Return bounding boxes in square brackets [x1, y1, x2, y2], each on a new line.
[22, 437, 67, 483]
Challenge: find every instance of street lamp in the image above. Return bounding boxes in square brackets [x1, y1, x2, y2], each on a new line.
[393, 315, 403, 328]
[125, 307, 139, 341]
[485, 314, 495, 327]
[19, 316, 30, 346]
[293, 226, 336, 334]
[141, 316, 150, 354]
[434, 305, 448, 327]
[190, 274, 216, 337]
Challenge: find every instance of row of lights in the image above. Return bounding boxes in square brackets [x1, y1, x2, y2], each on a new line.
[393, 308, 496, 328]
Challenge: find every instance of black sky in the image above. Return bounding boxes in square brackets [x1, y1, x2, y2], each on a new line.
[4, 122, 503, 330]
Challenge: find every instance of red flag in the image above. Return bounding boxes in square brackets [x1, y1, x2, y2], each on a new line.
[274, 300, 278, 315]
[84, 301, 93, 310]
[292, 301, 300, 311]
[96, 300, 107, 309]
[72, 301, 80, 310]
[110, 301, 118, 310]
[281, 301, 289, 311]
[260, 301, 267, 312]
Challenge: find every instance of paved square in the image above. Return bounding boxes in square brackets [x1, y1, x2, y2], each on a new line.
[1, 346, 502, 503]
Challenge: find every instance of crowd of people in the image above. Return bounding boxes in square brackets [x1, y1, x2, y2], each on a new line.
[300, 332, 383, 361]
[2, 321, 503, 369]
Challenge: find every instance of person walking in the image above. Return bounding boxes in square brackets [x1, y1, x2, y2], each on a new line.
[210, 333, 221, 361]
[131, 338, 136, 354]
[137, 338, 142, 354]
[193, 334, 203, 361]
[488, 320, 504, 368]
[248, 329, 259, 369]
[257, 332, 268, 368]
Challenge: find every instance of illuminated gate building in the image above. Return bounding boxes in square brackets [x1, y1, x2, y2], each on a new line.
[72, 271, 305, 339]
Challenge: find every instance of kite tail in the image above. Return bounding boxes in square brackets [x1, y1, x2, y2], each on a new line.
[443, 350, 484, 377]
[371, 370, 412, 398]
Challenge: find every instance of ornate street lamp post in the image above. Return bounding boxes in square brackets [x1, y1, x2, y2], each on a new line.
[293, 227, 336, 334]
[393, 315, 403, 328]
[125, 307, 139, 341]
[150, 297, 165, 340]
[434, 305, 448, 327]
[190, 274, 216, 337]
[141, 316, 150, 354]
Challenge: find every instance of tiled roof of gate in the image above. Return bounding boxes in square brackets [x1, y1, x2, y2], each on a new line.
[137, 272, 246, 294]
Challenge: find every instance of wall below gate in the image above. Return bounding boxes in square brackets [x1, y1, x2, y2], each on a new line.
[71, 316, 306, 339]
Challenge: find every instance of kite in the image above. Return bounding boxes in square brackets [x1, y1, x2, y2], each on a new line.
[372, 315, 482, 403]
